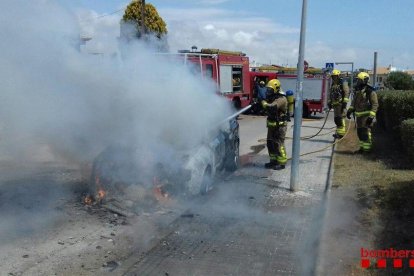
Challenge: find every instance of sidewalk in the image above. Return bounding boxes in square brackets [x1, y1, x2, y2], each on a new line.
[250, 114, 337, 275]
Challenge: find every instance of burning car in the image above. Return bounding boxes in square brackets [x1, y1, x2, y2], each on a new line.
[89, 116, 240, 202]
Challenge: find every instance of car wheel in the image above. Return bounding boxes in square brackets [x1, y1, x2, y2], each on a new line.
[200, 166, 212, 195]
[225, 138, 240, 171]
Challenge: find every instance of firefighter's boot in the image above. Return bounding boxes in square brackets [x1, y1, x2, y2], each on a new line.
[273, 164, 286, 170]
[265, 161, 277, 169]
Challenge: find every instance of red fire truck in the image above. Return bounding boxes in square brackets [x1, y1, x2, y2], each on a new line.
[254, 66, 328, 117]
[178, 49, 327, 117]
[178, 48, 276, 109]
[277, 73, 328, 117]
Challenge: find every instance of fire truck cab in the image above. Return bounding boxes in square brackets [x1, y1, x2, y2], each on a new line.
[179, 48, 253, 109]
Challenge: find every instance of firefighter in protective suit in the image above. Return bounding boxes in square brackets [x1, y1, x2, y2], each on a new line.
[261, 79, 288, 170]
[328, 69, 350, 138]
[346, 72, 379, 152]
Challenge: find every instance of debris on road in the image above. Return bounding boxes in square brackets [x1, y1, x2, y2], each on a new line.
[102, 260, 119, 272]
[180, 213, 194, 218]
[102, 200, 136, 217]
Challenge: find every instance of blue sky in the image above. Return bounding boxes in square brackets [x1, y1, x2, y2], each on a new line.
[66, 0, 414, 70]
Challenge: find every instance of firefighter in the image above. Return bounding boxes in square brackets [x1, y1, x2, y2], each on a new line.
[346, 72, 379, 152]
[328, 69, 350, 138]
[257, 80, 267, 101]
[261, 79, 288, 170]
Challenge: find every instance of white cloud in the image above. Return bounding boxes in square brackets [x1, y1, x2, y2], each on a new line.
[204, 24, 215, 31]
[160, 8, 229, 21]
[233, 31, 255, 46]
[77, 5, 414, 70]
[158, 7, 301, 65]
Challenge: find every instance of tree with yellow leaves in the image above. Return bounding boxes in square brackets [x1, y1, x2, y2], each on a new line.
[122, 0, 167, 39]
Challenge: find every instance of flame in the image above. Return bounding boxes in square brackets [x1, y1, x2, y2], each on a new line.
[97, 189, 106, 200]
[153, 187, 169, 203]
[153, 176, 169, 202]
[94, 175, 106, 202]
[84, 195, 94, 205]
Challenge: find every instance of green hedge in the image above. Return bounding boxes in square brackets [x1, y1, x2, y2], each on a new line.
[401, 119, 414, 162]
[377, 90, 414, 130]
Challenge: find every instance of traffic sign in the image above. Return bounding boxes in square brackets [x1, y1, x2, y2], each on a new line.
[325, 63, 334, 72]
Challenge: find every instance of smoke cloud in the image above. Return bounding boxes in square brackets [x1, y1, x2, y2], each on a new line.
[0, 0, 233, 164]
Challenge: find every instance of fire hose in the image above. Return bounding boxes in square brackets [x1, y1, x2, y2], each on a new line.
[224, 105, 349, 159]
[258, 108, 334, 142]
[286, 118, 352, 160]
[258, 109, 352, 159]
[290, 92, 358, 158]
[287, 109, 333, 140]
[217, 104, 252, 126]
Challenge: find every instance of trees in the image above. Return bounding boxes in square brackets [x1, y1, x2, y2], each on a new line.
[122, 1, 167, 39]
[386, 71, 414, 90]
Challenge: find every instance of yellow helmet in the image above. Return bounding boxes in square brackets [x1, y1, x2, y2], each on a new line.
[331, 69, 341, 76]
[357, 72, 370, 81]
[266, 79, 281, 94]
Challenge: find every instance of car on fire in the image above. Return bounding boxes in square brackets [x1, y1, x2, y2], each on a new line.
[90, 117, 240, 201]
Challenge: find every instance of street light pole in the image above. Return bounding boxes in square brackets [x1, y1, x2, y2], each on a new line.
[373, 52, 378, 88]
[290, 0, 308, 192]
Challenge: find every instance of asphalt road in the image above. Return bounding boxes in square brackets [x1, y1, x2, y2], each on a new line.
[0, 113, 337, 276]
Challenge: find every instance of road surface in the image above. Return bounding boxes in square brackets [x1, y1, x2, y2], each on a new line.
[0, 113, 337, 275]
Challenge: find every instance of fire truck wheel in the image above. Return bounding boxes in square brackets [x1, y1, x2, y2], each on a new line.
[200, 166, 213, 195]
[302, 105, 310, 118]
[233, 98, 241, 109]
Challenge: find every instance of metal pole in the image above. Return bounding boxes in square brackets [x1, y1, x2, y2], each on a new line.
[373, 52, 378, 88]
[141, 0, 146, 38]
[351, 62, 354, 94]
[290, 0, 308, 192]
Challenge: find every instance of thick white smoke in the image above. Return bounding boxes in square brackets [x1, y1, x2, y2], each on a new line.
[0, 0, 233, 165]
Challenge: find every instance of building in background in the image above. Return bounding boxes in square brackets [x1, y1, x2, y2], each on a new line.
[368, 66, 414, 90]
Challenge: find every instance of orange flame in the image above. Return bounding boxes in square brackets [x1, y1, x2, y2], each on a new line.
[84, 195, 94, 205]
[97, 189, 106, 200]
[94, 175, 106, 202]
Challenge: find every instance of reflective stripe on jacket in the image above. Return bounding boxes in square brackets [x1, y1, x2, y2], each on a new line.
[267, 120, 287, 128]
[348, 85, 378, 117]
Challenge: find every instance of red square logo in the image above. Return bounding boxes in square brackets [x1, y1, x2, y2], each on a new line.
[409, 259, 414, 268]
[361, 259, 370, 268]
[393, 259, 402, 268]
[377, 259, 386, 268]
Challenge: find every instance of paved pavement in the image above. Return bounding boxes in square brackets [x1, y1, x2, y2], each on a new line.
[122, 113, 337, 275]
